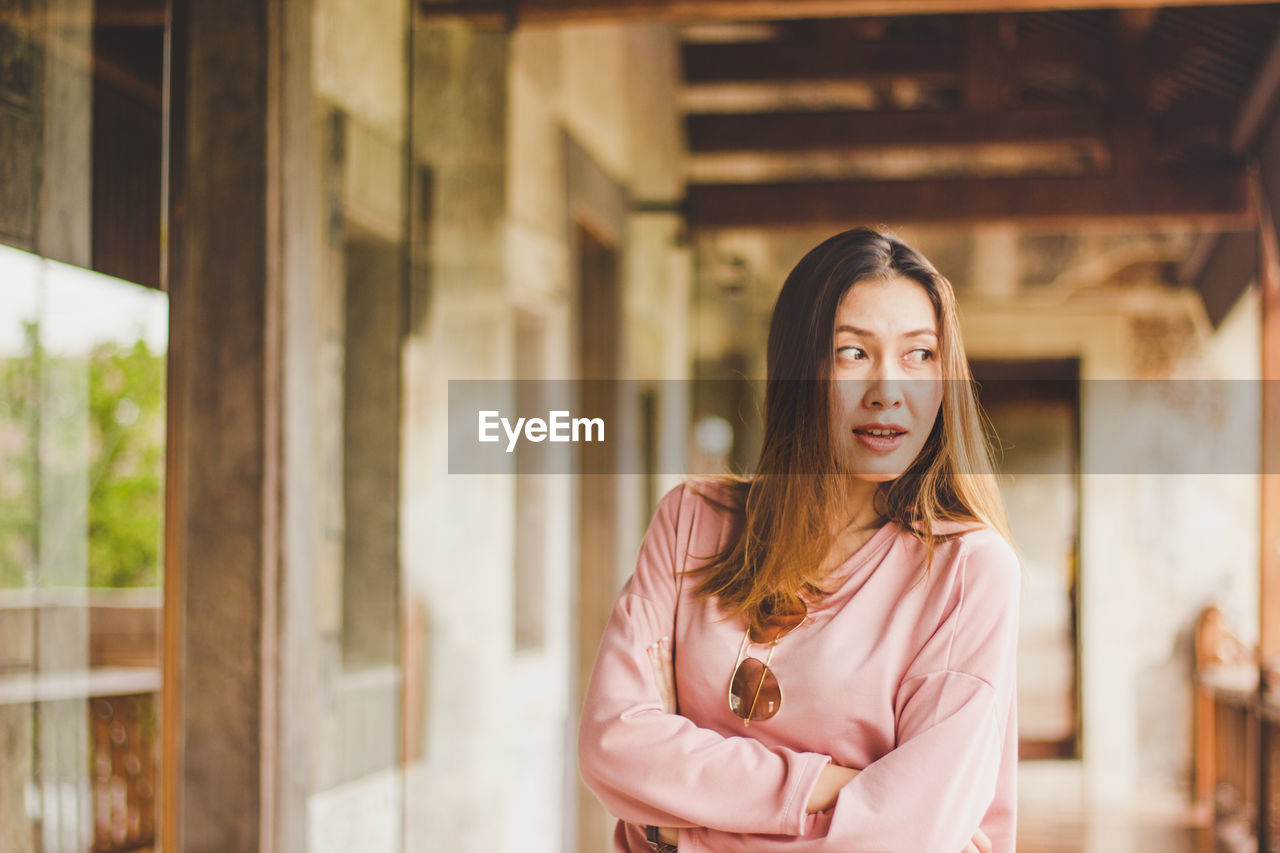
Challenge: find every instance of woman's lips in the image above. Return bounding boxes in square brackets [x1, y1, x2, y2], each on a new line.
[852, 428, 906, 452]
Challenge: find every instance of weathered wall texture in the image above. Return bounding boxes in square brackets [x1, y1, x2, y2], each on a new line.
[306, 0, 411, 849]
[402, 18, 689, 853]
[960, 234, 1260, 806]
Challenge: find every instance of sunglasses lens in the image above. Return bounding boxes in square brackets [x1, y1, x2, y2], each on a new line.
[729, 657, 782, 722]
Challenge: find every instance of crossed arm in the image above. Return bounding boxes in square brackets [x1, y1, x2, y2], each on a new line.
[577, 486, 1019, 852]
[645, 639, 993, 853]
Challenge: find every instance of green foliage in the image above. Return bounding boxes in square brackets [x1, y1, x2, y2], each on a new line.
[0, 322, 37, 588]
[87, 339, 166, 589]
[0, 325, 165, 590]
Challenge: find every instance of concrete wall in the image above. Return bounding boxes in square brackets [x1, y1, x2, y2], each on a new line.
[305, 0, 411, 849]
[966, 288, 1259, 805]
[403, 18, 689, 853]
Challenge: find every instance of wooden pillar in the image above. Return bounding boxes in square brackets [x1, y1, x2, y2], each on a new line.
[1109, 9, 1156, 181]
[1256, 159, 1280, 851]
[165, 0, 323, 844]
[1259, 169, 1280, 682]
[163, 0, 284, 849]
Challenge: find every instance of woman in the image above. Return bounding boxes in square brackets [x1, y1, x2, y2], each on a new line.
[578, 228, 1020, 853]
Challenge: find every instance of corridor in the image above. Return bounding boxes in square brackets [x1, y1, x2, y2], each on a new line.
[3, 0, 1279, 851]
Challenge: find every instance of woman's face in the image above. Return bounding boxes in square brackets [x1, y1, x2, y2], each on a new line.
[829, 276, 944, 484]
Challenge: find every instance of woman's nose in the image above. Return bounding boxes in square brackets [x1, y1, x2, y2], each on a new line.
[862, 365, 905, 409]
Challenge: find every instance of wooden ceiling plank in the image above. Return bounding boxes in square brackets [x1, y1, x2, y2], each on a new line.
[1184, 25, 1280, 300]
[418, 0, 1280, 25]
[686, 172, 1252, 228]
[1107, 8, 1152, 178]
[685, 106, 1102, 152]
[962, 15, 1004, 110]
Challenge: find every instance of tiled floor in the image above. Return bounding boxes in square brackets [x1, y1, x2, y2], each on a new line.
[1017, 761, 1223, 853]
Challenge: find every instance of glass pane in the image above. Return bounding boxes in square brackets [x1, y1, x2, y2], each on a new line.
[0, 245, 166, 853]
[1, 0, 167, 847]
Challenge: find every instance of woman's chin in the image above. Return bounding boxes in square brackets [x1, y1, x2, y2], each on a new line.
[835, 464, 905, 483]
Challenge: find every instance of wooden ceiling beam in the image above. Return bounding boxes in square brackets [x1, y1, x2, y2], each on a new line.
[685, 107, 1102, 152]
[962, 15, 1005, 110]
[686, 172, 1251, 229]
[679, 25, 1115, 89]
[1106, 6, 1151, 178]
[1231, 30, 1280, 155]
[682, 37, 960, 85]
[418, 0, 1280, 25]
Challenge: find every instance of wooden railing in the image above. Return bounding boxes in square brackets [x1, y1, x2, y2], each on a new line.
[91, 693, 158, 853]
[1266, 697, 1280, 852]
[1195, 605, 1280, 853]
[0, 589, 160, 853]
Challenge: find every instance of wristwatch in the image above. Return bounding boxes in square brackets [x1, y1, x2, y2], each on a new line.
[645, 825, 678, 852]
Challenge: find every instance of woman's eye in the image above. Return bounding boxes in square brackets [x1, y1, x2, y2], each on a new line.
[836, 346, 866, 361]
[907, 348, 935, 362]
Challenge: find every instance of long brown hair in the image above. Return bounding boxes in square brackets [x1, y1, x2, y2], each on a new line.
[688, 227, 1011, 638]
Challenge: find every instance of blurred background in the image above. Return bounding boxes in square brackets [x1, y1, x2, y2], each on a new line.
[1, 0, 1278, 851]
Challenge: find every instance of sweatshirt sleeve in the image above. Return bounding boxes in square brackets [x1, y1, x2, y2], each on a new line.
[577, 484, 833, 836]
[678, 530, 1022, 853]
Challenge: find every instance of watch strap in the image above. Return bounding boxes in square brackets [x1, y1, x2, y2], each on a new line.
[644, 824, 678, 852]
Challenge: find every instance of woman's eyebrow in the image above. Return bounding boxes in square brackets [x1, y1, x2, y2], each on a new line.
[835, 324, 938, 338]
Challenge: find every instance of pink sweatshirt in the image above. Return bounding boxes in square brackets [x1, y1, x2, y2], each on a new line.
[578, 480, 1020, 853]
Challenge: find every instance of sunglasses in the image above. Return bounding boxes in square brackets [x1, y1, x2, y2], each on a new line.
[728, 602, 809, 725]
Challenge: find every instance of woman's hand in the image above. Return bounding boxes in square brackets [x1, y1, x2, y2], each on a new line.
[806, 766, 989, 852]
[805, 763, 860, 813]
[963, 827, 992, 853]
[646, 636, 676, 713]
[646, 640, 681, 847]
[646, 638, 681, 847]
